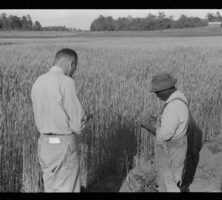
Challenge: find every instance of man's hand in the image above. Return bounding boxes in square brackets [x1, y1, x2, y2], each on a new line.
[74, 114, 94, 134]
[85, 114, 93, 123]
[81, 114, 93, 129]
[137, 122, 156, 136]
[148, 115, 157, 125]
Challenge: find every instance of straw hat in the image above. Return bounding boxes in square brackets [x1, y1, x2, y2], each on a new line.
[150, 73, 177, 92]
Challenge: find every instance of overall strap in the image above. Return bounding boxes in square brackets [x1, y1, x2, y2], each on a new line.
[171, 98, 189, 108]
[162, 98, 189, 114]
[164, 98, 189, 152]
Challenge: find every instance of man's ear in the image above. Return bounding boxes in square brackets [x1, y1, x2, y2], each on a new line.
[66, 58, 72, 69]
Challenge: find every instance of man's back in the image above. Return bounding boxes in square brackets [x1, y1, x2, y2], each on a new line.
[31, 66, 84, 135]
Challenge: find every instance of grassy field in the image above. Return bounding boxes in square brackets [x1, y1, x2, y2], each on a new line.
[1, 31, 222, 192]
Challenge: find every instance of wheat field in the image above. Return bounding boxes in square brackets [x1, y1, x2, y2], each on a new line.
[0, 35, 222, 192]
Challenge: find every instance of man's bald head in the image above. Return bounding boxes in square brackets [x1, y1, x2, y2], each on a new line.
[52, 48, 78, 77]
[53, 48, 78, 65]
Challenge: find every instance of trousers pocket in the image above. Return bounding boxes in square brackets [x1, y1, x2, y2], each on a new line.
[38, 136, 79, 172]
[63, 142, 79, 169]
[169, 146, 186, 169]
[38, 139, 66, 171]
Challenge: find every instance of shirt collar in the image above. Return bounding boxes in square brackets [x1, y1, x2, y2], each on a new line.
[50, 66, 65, 74]
[165, 90, 179, 104]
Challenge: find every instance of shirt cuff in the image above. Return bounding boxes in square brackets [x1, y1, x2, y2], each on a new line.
[156, 127, 165, 144]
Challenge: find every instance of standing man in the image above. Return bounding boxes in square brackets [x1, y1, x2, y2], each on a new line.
[31, 48, 88, 192]
[140, 73, 189, 192]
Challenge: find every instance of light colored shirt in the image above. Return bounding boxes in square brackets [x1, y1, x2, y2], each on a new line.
[156, 90, 189, 143]
[31, 66, 86, 135]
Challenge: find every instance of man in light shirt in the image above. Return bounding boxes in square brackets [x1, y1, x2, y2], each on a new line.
[140, 73, 189, 192]
[31, 48, 89, 192]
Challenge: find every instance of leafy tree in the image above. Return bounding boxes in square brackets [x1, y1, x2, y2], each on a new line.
[8, 15, 22, 30]
[115, 17, 131, 31]
[90, 15, 116, 31]
[157, 11, 166, 20]
[145, 13, 157, 30]
[207, 13, 216, 22]
[21, 16, 29, 30]
[206, 12, 221, 22]
[33, 21, 42, 30]
[215, 12, 222, 21]
[26, 15, 33, 30]
[1, 13, 10, 29]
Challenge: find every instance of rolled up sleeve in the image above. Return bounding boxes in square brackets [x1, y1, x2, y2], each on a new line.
[156, 104, 178, 143]
[62, 78, 86, 134]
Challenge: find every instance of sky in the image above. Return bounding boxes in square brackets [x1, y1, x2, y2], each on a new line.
[0, 9, 222, 30]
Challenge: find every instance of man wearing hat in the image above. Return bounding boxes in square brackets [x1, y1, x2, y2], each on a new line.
[140, 73, 189, 192]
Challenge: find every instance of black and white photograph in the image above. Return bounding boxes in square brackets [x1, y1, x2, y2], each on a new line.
[0, 9, 222, 193]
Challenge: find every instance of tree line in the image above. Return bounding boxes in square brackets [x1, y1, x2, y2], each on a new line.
[206, 12, 222, 22]
[1, 11, 222, 32]
[0, 13, 70, 31]
[90, 12, 222, 31]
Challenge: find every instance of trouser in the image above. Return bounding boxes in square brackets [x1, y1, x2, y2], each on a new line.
[155, 136, 187, 192]
[37, 134, 80, 192]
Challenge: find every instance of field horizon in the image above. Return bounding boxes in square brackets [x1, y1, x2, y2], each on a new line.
[0, 26, 222, 39]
